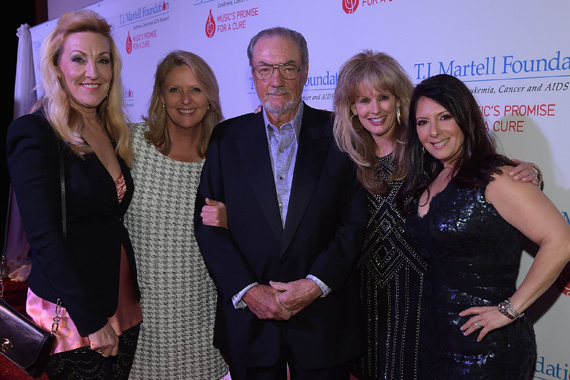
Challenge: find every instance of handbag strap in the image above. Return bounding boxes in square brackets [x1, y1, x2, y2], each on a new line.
[0, 187, 12, 297]
[1, 144, 66, 297]
[59, 144, 66, 238]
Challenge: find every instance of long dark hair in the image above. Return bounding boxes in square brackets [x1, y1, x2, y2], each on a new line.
[397, 74, 513, 213]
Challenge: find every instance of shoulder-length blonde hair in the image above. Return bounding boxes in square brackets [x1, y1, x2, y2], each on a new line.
[143, 50, 223, 158]
[333, 50, 413, 194]
[33, 9, 133, 166]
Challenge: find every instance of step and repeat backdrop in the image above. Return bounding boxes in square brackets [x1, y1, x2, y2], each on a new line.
[31, 1, 570, 378]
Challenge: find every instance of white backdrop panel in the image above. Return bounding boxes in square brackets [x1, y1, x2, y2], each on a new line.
[30, 1, 570, 378]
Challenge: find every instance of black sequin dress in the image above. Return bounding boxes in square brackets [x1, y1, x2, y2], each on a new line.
[352, 154, 427, 380]
[405, 181, 536, 380]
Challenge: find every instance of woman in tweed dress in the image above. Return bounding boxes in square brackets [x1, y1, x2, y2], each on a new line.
[124, 50, 228, 379]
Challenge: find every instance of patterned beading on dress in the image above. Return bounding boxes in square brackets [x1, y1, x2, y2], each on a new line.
[352, 153, 426, 380]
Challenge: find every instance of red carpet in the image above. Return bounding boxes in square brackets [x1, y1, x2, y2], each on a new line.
[1, 279, 361, 380]
[0, 279, 49, 380]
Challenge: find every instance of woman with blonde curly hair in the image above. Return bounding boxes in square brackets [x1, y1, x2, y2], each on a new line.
[6, 9, 141, 380]
[333, 50, 423, 380]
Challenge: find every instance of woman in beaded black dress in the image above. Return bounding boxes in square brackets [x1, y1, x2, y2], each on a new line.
[333, 50, 423, 380]
[398, 74, 570, 379]
[333, 52, 539, 380]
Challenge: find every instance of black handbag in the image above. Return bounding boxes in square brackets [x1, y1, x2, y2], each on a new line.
[0, 145, 66, 378]
[0, 297, 55, 378]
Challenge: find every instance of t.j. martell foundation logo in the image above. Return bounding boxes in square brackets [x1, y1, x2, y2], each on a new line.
[126, 31, 133, 54]
[342, 0, 359, 14]
[205, 10, 215, 38]
[123, 88, 135, 107]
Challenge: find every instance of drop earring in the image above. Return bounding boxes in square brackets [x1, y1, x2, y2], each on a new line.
[396, 107, 401, 124]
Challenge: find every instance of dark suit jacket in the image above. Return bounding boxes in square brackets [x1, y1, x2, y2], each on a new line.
[194, 103, 367, 371]
[6, 111, 139, 336]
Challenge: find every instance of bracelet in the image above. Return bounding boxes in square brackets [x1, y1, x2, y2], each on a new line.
[506, 298, 524, 318]
[530, 162, 543, 187]
[498, 300, 515, 320]
[498, 298, 524, 320]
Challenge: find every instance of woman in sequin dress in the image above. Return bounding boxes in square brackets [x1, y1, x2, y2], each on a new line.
[399, 74, 570, 379]
[333, 51, 539, 380]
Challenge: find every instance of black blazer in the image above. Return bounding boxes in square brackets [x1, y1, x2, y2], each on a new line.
[194, 104, 368, 371]
[6, 111, 138, 336]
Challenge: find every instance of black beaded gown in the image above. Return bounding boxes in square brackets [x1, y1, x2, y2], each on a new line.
[352, 154, 427, 380]
[405, 180, 537, 380]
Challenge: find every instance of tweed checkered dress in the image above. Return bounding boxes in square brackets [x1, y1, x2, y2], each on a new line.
[125, 123, 228, 380]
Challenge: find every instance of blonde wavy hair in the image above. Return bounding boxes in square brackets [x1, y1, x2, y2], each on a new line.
[333, 50, 413, 194]
[143, 50, 223, 158]
[33, 9, 133, 166]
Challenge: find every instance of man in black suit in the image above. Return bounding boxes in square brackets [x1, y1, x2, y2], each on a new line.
[194, 26, 367, 380]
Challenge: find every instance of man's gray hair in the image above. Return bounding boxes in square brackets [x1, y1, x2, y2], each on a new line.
[247, 26, 309, 67]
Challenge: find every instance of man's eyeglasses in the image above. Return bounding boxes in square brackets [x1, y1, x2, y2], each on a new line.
[253, 63, 304, 81]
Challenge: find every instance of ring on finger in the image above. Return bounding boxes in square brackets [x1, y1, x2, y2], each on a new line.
[474, 321, 481, 329]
